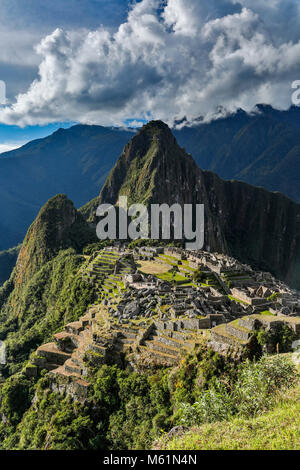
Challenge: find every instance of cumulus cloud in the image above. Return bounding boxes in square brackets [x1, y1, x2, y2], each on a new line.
[233, 0, 300, 44]
[1, 0, 300, 127]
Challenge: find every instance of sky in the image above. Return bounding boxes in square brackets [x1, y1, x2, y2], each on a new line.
[0, 0, 300, 151]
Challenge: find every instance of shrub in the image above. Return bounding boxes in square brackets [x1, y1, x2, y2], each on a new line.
[83, 241, 113, 256]
[254, 325, 296, 356]
[175, 355, 297, 426]
[176, 382, 235, 426]
[0, 374, 34, 426]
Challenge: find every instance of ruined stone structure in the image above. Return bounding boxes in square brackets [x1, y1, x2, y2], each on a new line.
[210, 314, 300, 359]
[24, 245, 300, 401]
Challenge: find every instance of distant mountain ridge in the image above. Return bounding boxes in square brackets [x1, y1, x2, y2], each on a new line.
[174, 105, 300, 202]
[0, 246, 20, 285]
[0, 104, 299, 255]
[0, 125, 133, 251]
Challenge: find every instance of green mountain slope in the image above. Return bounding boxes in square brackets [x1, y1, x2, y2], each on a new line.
[0, 195, 97, 373]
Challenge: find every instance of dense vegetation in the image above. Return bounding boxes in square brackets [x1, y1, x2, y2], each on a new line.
[0, 195, 98, 376]
[0, 340, 297, 450]
[0, 248, 97, 375]
[160, 383, 300, 450]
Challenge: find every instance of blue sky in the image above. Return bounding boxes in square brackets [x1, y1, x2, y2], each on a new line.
[0, 0, 129, 102]
[0, 0, 300, 152]
[0, 0, 130, 151]
[0, 123, 75, 153]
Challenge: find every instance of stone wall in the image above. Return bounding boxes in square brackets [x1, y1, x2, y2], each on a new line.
[226, 324, 252, 341]
[51, 375, 90, 403]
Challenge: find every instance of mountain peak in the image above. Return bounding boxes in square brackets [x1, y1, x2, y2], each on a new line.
[140, 119, 172, 134]
[132, 120, 177, 149]
[95, 122, 300, 289]
[99, 120, 197, 207]
[254, 103, 275, 113]
[125, 120, 177, 159]
[14, 194, 94, 286]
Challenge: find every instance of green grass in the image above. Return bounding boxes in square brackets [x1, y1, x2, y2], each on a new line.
[157, 272, 187, 283]
[158, 384, 300, 450]
[161, 254, 180, 262]
[157, 255, 178, 266]
[230, 319, 252, 333]
[228, 295, 249, 306]
[181, 282, 197, 288]
[260, 310, 275, 316]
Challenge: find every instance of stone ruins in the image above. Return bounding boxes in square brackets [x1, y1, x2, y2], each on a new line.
[24, 245, 300, 401]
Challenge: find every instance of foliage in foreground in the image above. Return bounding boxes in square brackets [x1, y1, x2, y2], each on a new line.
[0, 346, 298, 450]
[159, 383, 300, 450]
[175, 355, 297, 426]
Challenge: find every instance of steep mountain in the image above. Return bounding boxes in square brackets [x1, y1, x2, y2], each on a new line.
[96, 121, 300, 289]
[174, 105, 300, 202]
[0, 125, 298, 452]
[0, 125, 133, 251]
[14, 194, 95, 287]
[0, 194, 97, 371]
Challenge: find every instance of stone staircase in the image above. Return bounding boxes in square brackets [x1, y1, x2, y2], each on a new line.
[100, 256, 135, 299]
[134, 321, 197, 368]
[209, 317, 255, 358]
[222, 270, 255, 288]
[82, 250, 120, 297]
[25, 306, 107, 396]
[110, 324, 142, 356]
[25, 305, 148, 397]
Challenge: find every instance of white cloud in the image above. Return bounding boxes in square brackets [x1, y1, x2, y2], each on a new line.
[0, 142, 25, 154]
[232, 0, 300, 44]
[0, 0, 300, 127]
